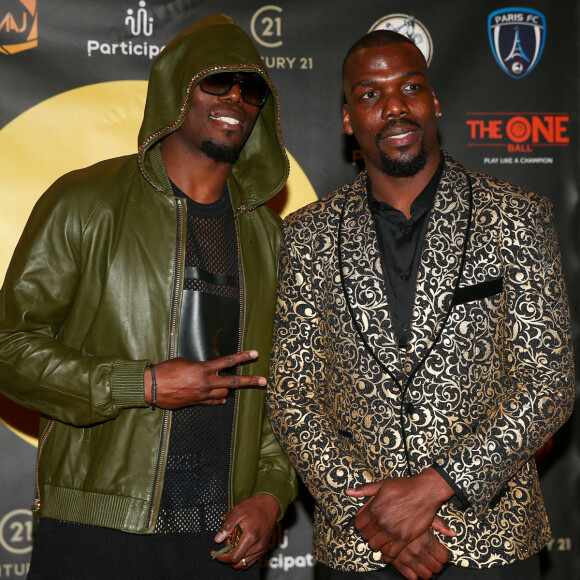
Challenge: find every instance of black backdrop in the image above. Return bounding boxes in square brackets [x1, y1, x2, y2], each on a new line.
[0, 2, 577, 578]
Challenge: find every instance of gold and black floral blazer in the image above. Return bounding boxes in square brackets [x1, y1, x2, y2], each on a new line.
[267, 152, 574, 571]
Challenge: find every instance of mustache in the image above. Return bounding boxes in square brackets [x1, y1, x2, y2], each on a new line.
[376, 119, 422, 141]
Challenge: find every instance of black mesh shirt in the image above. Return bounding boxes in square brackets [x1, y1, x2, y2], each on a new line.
[155, 183, 240, 535]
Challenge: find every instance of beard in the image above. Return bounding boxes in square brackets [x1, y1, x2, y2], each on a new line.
[375, 120, 428, 178]
[201, 139, 242, 164]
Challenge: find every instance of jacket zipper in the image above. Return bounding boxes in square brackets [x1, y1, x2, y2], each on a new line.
[146, 197, 185, 530]
[227, 216, 245, 511]
[31, 419, 55, 512]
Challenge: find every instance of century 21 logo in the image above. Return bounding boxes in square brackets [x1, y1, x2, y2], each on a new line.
[0, 0, 37, 54]
[251, 5, 283, 48]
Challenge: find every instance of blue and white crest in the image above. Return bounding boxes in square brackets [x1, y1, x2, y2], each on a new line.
[488, 8, 546, 79]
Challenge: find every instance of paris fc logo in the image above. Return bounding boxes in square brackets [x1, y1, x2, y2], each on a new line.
[488, 8, 546, 79]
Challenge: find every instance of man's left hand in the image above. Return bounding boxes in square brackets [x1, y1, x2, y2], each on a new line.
[346, 468, 455, 563]
[390, 528, 450, 580]
[212, 493, 280, 569]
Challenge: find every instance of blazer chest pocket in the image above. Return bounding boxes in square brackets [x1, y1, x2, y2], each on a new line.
[337, 429, 353, 439]
[451, 277, 503, 306]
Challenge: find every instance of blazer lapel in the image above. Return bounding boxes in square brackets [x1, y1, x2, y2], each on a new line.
[339, 172, 403, 377]
[407, 154, 473, 372]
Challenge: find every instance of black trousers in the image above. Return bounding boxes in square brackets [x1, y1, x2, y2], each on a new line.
[27, 518, 258, 580]
[316, 554, 541, 580]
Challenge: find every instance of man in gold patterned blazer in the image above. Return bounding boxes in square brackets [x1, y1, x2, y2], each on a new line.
[267, 30, 574, 580]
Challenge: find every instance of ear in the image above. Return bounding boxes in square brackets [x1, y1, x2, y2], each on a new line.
[432, 91, 441, 117]
[342, 103, 354, 135]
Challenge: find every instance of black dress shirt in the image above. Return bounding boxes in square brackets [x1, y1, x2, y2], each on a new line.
[368, 156, 470, 508]
[368, 156, 444, 349]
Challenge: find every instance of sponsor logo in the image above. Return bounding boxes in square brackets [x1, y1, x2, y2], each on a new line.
[262, 552, 315, 571]
[87, 1, 164, 60]
[125, 0, 153, 37]
[466, 112, 569, 152]
[369, 13, 433, 66]
[260, 525, 314, 571]
[0, 0, 38, 55]
[251, 5, 283, 48]
[467, 111, 569, 165]
[251, 6, 316, 72]
[0, 509, 33, 554]
[488, 8, 546, 78]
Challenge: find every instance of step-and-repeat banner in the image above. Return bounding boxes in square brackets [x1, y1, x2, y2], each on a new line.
[0, 1, 578, 578]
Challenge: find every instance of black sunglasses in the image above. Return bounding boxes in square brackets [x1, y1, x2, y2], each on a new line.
[199, 72, 270, 107]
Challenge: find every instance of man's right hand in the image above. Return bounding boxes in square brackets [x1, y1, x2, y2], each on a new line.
[390, 528, 450, 580]
[346, 470, 455, 563]
[144, 351, 266, 408]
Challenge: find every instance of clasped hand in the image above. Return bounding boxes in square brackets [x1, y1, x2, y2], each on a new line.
[346, 470, 456, 579]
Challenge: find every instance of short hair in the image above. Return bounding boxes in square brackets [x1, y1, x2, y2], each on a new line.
[342, 30, 422, 80]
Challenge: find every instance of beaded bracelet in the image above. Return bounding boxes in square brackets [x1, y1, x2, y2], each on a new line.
[148, 363, 158, 411]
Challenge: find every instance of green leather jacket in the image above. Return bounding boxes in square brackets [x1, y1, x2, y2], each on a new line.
[0, 14, 297, 533]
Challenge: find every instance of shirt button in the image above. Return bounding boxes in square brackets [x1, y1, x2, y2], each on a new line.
[405, 402, 414, 414]
[402, 323, 409, 332]
[400, 273, 408, 281]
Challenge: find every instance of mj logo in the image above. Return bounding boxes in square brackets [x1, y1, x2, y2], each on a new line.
[488, 8, 546, 79]
[0, 0, 37, 54]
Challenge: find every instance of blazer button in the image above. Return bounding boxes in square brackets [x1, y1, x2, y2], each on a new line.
[405, 402, 414, 415]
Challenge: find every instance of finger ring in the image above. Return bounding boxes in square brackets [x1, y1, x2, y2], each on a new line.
[241, 558, 247, 567]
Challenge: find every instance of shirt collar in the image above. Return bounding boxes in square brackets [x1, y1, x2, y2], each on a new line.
[368, 151, 445, 223]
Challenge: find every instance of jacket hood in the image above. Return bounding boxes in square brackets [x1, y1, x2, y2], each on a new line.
[137, 14, 289, 209]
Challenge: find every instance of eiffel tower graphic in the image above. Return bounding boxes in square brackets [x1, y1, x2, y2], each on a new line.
[504, 26, 530, 63]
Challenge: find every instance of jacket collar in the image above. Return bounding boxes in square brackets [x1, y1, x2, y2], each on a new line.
[339, 151, 473, 382]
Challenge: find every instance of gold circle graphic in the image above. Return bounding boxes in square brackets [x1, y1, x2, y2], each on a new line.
[0, 80, 317, 446]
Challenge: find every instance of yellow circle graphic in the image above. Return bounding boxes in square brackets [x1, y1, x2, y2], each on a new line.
[0, 80, 318, 446]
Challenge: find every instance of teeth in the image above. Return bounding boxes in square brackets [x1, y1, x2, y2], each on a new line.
[391, 131, 413, 140]
[212, 115, 241, 125]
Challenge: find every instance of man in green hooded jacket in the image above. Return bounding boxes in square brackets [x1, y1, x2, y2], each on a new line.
[0, 14, 296, 579]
